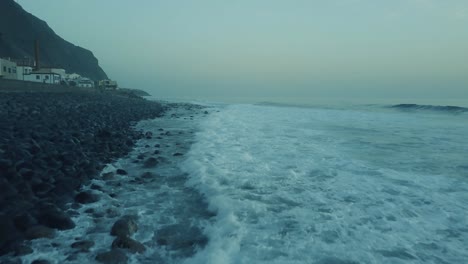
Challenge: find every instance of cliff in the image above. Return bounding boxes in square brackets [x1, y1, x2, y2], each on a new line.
[0, 0, 108, 80]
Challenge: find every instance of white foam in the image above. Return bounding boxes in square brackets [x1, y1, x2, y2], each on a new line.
[182, 104, 468, 264]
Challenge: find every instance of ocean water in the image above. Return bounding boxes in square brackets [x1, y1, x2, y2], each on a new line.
[182, 104, 468, 264]
[18, 102, 468, 264]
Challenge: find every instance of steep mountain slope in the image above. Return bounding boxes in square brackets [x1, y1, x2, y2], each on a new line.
[0, 0, 108, 80]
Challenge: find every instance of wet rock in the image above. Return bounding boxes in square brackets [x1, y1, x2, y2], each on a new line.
[31, 259, 51, 264]
[111, 236, 146, 253]
[37, 208, 75, 230]
[13, 213, 37, 231]
[140, 172, 154, 179]
[137, 154, 145, 160]
[0, 215, 20, 255]
[71, 240, 95, 252]
[173, 153, 183, 157]
[93, 212, 105, 218]
[95, 249, 128, 264]
[143, 157, 158, 168]
[153, 150, 160, 155]
[67, 210, 80, 217]
[24, 225, 55, 240]
[111, 216, 138, 237]
[116, 169, 128, 175]
[155, 224, 208, 257]
[65, 254, 79, 261]
[154, 144, 160, 148]
[144, 131, 153, 139]
[102, 172, 115, 180]
[106, 208, 120, 218]
[75, 191, 100, 204]
[0, 92, 165, 254]
[13, 244, 33, 256]
[90, 184, 104, 191]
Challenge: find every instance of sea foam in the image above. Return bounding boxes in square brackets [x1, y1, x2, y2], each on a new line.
[182, 104, 468, 264]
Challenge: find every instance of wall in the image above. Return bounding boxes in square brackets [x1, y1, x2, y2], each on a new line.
[16, 66, 33, 81]
[0, 78, 94, 93]
[24, 73, 61, 84]
[0, 58, 17, 79]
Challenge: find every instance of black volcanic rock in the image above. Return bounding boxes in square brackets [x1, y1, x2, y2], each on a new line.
[0, 0, 107, 80]
[0, 91, 165, 256]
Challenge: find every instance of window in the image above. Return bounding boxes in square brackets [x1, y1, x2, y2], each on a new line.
[2, 66, 5, 72]
[36, 75, 40, 80]
[8, 68, 11, 73]
[45, 75, 49, 80]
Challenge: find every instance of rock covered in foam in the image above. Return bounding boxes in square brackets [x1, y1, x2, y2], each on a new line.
[95, 249, 128, 264]
[111, 236, 146, 253]
[110, 216, 138, 238]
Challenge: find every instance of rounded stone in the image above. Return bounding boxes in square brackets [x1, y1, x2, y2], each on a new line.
[95, 249, 128, 264]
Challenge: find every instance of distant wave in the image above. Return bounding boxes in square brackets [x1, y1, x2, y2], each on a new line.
[390, 104, 468, 113]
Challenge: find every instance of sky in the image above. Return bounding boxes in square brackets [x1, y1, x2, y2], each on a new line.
[18, 0, 468, 103]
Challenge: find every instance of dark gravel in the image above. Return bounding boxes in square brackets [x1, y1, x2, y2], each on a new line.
[0, 91, 164, 256]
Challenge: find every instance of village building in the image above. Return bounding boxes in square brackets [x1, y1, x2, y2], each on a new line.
[67, 73, 81, 80]
[16, 65, 33, 80]
[0, 58, 18, 79]
[23, 68, 61, 84]
[77, 77, 94, 88]
[46, 68, 66, 79]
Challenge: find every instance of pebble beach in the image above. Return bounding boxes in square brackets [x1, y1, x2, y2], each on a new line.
[0, 90, 168, 262]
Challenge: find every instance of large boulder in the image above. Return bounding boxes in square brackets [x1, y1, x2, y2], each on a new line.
[0, 215, 20, 255]
[154, 224, 208, 257]
[143, 157, 158, 168]
[95, 249, 128, 264]
[71, 240, 95, 252]
[37, 207, 75, 230]
[75, 191, 100, 204]
[110, 216, 138, 238]
[24, 225, 55, 240]
[111, 236, 146, 254]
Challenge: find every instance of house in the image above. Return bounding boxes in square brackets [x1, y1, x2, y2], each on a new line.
[16, 66, 33, 81]
[77, 77, 94, 88]
[40, 68, 66, 80]
[23, 69, 61, 84]
[67, 73, 81, 80]
[98, 79, 118, 90]
[0, 58, 18, 79]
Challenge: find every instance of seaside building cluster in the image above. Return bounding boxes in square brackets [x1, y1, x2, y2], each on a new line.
[0, 56, 117, 89]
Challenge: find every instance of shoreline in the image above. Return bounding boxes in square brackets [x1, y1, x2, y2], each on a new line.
[0, 90, 166, 259]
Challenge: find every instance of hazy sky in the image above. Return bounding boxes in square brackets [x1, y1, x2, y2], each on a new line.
[19, 0, 468, 103]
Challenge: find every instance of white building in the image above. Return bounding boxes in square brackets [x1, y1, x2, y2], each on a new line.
[0, 58, 17, 80]
[47, 68, 66, 79]
[23, 69, 61, 84]
[16, 66, 33, 81]
[77, 77, 94, 88]
[67, 73, 81, 80]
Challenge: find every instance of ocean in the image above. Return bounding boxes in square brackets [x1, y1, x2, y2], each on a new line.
[182, 103, 468, 264]
[21, 102, 468, 264]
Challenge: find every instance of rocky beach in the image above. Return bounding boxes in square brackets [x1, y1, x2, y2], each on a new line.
[0, 90, 180, 262]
